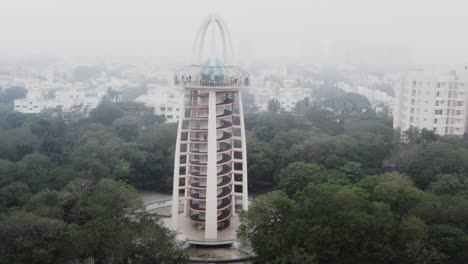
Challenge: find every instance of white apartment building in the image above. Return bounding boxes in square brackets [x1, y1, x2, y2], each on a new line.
[254, 80, 313, 112]
[14, 85, 106, 114]
[135, 86, 184, 123]
[335, 82, 394, 112]
[393, 66, 468, 136]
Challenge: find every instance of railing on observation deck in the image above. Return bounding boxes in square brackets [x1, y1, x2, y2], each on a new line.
[175, 77, 250, 87]
[175, 65, 250, 88]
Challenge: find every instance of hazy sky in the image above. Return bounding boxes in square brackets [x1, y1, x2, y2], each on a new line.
[1, 0, 467, 66]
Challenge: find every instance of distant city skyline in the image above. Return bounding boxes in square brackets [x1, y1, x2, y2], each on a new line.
[1, 0, 468, 67]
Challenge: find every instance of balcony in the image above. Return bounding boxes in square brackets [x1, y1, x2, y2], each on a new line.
[189, 208, 231, 223]
[217, 143, 232, 153]
[217, 109, 233, 118]
[217, 186, 232, 199]
[175, 65, 250, 89]
[189, 197, 231, 211]
[217, 98, 234, 106]
[217, 153, 232, 164]
[217, 131, 232, 141]
[217, 120, 233, 129]
[217, 165, 232, 176]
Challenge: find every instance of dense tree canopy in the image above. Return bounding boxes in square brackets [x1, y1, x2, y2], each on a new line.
[1, 85, 468, 263]
[240, 90, 468, 263]
[0, 100, 187, 263]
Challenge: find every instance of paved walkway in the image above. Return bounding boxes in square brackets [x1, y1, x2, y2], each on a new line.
[138, 190, 172, 205]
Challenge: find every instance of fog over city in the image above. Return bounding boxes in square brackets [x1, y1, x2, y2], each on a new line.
[2, 1, 468, 263]
[1, 0, 468, 67]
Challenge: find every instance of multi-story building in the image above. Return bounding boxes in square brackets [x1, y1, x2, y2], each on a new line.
[135, 86, 184, 123]
[171, 15, 249, 243]
[336, 82, 394, 113]
[14, 84, 107, 114]
[393, 66, 468, 136]
[254, 80, 313, 112]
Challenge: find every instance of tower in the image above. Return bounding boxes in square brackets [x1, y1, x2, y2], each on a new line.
[171, 15, 249, 242]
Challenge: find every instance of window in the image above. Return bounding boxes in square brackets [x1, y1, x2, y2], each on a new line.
[457, 101, 463, 107]
[456, 110, 462, 115]
[437, 92, 440, 97]
[434, 118, 438, 124]
[435, 101, 439, 106]
[437, 83, 441, 88]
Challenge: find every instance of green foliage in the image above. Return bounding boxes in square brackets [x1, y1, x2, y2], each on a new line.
[0, 86, 27, 105]
[0, 211, 68, 264]
[89, 102, 125, 125]
[240, 178, 451, 264]
[1, 81, 468, 263]
[277, 162, 321, 196]
[267, 99, 282, 113]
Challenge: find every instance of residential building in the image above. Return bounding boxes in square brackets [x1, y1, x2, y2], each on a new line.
[393, 66, 468, 136]
[135, 86, 184, 123]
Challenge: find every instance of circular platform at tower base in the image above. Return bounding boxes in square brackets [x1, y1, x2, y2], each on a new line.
[187, 239, 235, 246]
[184, 242, 254, 263]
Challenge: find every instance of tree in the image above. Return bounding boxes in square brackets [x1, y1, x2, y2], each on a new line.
[238, 191, 297, 263]
[112, 116, 140, 141]
[319, 92, 373, 116]
[429, 174, 464, 195]
[0, 127, 38, 161]
[89, 102, 124, 125]
[277, 162, 321, 196]
[341, 162, 364, 183]
[68, 179, 187, 263]
[0, 211, 68, 264]
[247, 140, 276, 190]
[240, 181, 446, 264]
[0, 86, 27, 105]
[0, 181, 31, 210]
[294, 97, 311, 115]
[305, 107, 344, 135]
[267, 99, 281, 113]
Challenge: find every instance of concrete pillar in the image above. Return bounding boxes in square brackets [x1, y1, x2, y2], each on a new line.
[238, 91, 249, 210]
[205, 90, 218, 240]
[171, 99, 185, 230]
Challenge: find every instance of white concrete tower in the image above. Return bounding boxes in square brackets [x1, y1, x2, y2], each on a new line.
[171, 15, 249, 242]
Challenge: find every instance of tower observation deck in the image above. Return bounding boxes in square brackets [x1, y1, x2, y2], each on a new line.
[171, 15, 249, 242]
